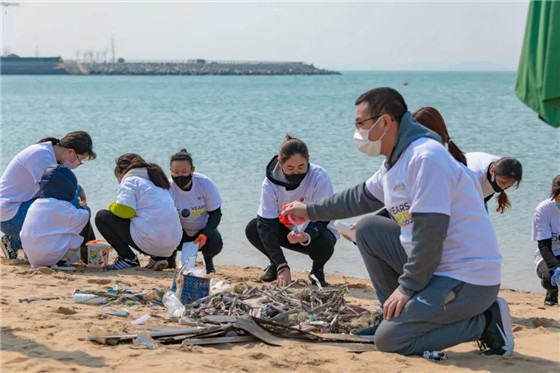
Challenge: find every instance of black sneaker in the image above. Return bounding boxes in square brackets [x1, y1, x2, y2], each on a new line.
[544, 289, 558, 306]
[350, 313, 383, 339]
[167, 250, 177, 269]
[145, 257, 168, 271]
[1, 235, 17, 260]
[51, 260, 77, 271]
[478, 297, 514, 356]
[204, 256, 215, 274]
[105, 256, 140, 271]
[308, 268, 329, 287]
[260, 264, 277, 282]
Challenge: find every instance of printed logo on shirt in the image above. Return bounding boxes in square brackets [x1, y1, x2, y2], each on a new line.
[299, 196, 311, 202]
[190, 205, 207, 218]
[180, 208, 190, 218]
[390, 202, 413, 227]
[393, 183, 406, 192]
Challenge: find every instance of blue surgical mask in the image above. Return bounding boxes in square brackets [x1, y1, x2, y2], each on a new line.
[556, 202, 560, 210]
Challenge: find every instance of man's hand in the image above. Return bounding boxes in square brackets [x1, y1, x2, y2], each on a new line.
[277, 267, 292, 287]
[281, 201, 309, 221]
[193, 234, 208, 250]
[383, 288, 411, 320]
[287, 231, 309, 245]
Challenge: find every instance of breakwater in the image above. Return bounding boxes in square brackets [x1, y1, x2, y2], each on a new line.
[71, 60, 340, 75]
[1, 56, 340, 75]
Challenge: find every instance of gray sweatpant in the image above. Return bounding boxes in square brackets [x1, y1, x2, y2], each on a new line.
[355, 214, 499, 356]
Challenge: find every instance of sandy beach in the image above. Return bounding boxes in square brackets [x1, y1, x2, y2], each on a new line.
[1, 257, 559, 373]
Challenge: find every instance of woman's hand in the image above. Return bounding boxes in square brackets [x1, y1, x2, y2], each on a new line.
[281, 201, 309, 220]
[276, 267, 292, 287]
[79, 188, 87, 206]
[193, 233, 208, 249]
[287, 231, 309, 244]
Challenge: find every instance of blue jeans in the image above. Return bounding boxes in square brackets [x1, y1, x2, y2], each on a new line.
[0, 199, 36, 251]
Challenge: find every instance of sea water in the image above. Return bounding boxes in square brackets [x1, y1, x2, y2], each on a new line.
[1, 72, 558, 292]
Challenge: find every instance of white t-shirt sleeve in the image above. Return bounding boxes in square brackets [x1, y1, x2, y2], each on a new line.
[312, 169, 334, 200]
[116, 179, 138, 210]
[22, 150, 57, 183]
[365, 169, 385, 203]
[257, 180, 279, 219]
[204, 179, 222, 211]
[407, 155, 452, 216]
[532, 204, 552, 241]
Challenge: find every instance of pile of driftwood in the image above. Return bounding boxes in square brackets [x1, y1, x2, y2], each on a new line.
[85, 279, 376, 351]
[181, 280, 372, 334]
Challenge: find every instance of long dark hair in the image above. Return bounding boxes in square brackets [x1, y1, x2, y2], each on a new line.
[278, 134, 309, 163]
[170, 148, 193, 166]
[492, 157, 523, 214]
[114, 153, 170, 189]
[38, 131, 96, 160]
[412, 106, 467, 166]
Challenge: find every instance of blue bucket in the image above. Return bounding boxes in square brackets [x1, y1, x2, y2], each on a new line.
[171, 272, 210, 305]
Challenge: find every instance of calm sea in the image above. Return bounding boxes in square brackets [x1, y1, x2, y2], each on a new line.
[1, 72, 559, 292]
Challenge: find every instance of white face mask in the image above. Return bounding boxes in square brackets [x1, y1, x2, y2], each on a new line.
[63, 150, 81, 170]
[353, 116, 386, 157]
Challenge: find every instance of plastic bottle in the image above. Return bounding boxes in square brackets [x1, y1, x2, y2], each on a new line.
[162, 291, 185, 318]
[73, 293, 108, 304]
[334, 220, 356, 242]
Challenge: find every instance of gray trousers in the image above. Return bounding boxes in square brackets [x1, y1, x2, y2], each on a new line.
[355, 214, 499, 356]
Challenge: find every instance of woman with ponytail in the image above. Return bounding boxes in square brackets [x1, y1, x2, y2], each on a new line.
[95, 153, 182, 271]
[412, 107, 467, 166]
[167, 149, 223, 274]
[465, 155, 522, 214]
[245, 134, 339, 288]
[0, 131, 95, 260]
[412, 107, 522, 213]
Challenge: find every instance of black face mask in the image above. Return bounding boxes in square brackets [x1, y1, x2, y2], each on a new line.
[172, 175, 192, 189]
[284, 171, 307, 185]
[487, 169, 502, 193]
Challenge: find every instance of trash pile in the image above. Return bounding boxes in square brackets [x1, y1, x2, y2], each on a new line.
[78, 278, 377, 351]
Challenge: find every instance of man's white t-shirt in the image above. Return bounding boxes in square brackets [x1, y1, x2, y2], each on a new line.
[465, 152, 501, 199]
[117, 168, 182, 256]
[365, 138, 501, 286]
[258, 163, 339, 238]
[168, 173, 222, 237]
[20, 198, 89, 268]
[532, 198, 560, 268]
[0, 142, 57, 221]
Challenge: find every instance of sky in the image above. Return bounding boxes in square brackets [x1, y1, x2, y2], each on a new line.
[1, 0, 531, 71]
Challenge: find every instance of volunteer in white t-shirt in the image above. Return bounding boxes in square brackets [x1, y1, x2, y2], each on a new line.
[95, 153, 182, 271]
[283, 88, 514, 357]
[532, 174, 560, 306]
[245, 134, 338, 288]
[465, 152, 522, 214]
[0, 131, 95, 260]
[167, 149, 223, 274]
[21, 165, 90, 271]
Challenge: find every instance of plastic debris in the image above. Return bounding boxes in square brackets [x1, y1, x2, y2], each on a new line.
[131, 314, 151, 325]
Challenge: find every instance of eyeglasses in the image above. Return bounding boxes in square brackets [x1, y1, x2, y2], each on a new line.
[355, 114, 383, 129]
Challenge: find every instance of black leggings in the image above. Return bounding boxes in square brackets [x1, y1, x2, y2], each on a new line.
[175, 229, 223, 259]
[79, 220, 96, 263]
[95, 210, 167, 261]
[537, 257, 560, 292]
[245, 218, 335, 270]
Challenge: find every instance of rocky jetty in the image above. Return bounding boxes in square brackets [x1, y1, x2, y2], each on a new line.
[68, 59, 339, 75]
